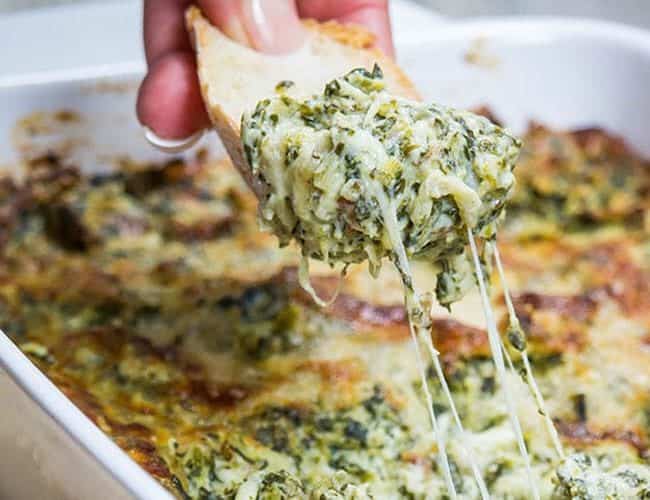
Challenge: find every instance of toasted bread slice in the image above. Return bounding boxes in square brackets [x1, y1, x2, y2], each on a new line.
[185, 6, 419, 194]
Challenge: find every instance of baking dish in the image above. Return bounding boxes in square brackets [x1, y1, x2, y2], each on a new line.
[1, 2, 650, 499]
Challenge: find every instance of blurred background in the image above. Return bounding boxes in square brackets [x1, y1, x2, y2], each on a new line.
[416, 0, 650, 27]
[1, 0, 650, 30]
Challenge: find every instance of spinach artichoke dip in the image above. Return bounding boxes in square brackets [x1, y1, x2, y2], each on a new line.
[2, 109, 650, 499]
[240, 67, 649, 499]
[241, 66, 545, 499]
[241, 67, 519, 307]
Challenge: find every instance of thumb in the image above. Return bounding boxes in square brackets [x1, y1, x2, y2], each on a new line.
[197, 0, 306, 54]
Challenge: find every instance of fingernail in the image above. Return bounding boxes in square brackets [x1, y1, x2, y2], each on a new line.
[222, 16, 249, 46]
[143, 127, 204, 153]
[216, 2, 250, 46]
[242, 0, 306, 54]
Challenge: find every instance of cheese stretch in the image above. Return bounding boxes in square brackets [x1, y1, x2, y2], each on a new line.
[3, 100, 648, 497]
[240, 67, 647, 498]
[241, 66, 523, 497]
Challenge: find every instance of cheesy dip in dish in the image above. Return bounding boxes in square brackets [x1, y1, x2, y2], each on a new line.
[1, 112, 648, 498]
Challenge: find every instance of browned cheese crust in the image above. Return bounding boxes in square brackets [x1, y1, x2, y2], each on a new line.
[1, 109, 648, 497]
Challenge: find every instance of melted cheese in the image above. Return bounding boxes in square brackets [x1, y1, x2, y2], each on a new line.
[241, 66, 519, 305]
[467, 230, 540, 500]
[492, 242, 565, 460]
[4, 117, 650, 498]
[241, 67, 532, 497]
[239, 67, 644, 498]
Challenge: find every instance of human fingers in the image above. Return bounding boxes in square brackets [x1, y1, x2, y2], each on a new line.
[197, 0, 305, 54]
[143, 0, 193, 65]
[137, 51, 211, 140]
[297, 0, 394, 57]
[139, 0, 307, 139]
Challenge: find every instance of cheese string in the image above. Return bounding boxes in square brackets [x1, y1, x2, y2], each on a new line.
[467, 228, 540, 500]
[404, 293, 458, 500]
[382, 192, 490, 499]
[420, 294, 491, 500]
[298, 256, 344, 307]
[490, 242, 566, 460]
[382, 195, 457, 499]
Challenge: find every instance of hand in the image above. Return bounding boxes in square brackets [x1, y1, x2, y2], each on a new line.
[137, 0, 394, 143]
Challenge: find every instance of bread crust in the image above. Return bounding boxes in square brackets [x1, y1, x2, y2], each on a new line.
[186, 6, 419, 196]
[301, 18, 420, 100]
[186, 6, 419, 127]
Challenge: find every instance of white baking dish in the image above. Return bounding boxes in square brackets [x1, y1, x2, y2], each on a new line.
[1, 2, 650, 499]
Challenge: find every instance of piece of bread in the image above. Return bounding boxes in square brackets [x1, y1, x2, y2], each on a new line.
[185, 6, 419, 194]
